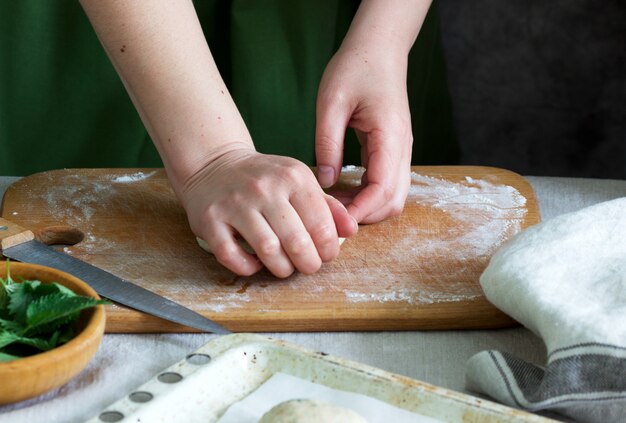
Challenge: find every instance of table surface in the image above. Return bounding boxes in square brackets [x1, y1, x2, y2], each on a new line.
[1, 174, 625, 423]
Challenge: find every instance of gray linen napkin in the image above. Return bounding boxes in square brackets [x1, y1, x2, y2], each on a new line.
[466, 198, 626, 423]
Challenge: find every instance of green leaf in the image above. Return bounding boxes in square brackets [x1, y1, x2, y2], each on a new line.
[0, 279, 6, 310]
[0, 351, 21, 362]
[4, 259, 14, 285]
[26, 312, 79, 337]
[25, 293, 105, 335]
[51, 282, 77, 297]
[0, 317, 23, 333]
[57, 326, 75, 344]
[14, 332, 60, 351]
[0, 259, 17, 311]
[0, 330, 59, 352]
[0, 266, 108, 360]
[7, 280, 41, 324]
[0, 330, 19, 349]
[6, 280, 78, 324]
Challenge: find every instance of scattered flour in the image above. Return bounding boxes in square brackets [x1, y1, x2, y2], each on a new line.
[112, 171, 156, 183]
[345, 289, 482, 305]
[408, 172, 527, 257]
[338, 167, 528, 305]
[41, 175, 121, 224]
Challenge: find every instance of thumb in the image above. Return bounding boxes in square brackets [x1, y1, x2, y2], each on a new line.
[315, 95, 351, 188]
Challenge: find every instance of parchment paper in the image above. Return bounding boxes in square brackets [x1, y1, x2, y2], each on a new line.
[217, 372, 443, 423]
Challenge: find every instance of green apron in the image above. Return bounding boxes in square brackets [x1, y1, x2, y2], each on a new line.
[0, 0, 457, 176]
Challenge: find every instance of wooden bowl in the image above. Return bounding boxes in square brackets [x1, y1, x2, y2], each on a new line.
[0, 261, 106, 404]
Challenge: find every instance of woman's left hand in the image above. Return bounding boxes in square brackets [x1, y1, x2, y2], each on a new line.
[315, 44, 413, 224]
[314, 0, 432, 225]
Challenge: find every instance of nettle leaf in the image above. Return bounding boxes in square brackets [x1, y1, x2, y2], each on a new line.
[7, 280, 75, 324]
[0, 299, 10, 320]
[1, 274, 20, 319]
[7, 280, 41, 324]
[0, 278, 7, 310]
[0, 351, 21, 362]
[14, 331, 60, 352]
[0, 330, 59, 352]
[0, 330, 19, 349]
[26, 312, 79, 337]
[51, 282, 77, 297]
[0, 266, 108, 360]
[25, 294, 105, 335]
[57, 326, 75, 344]
[0, 317, 23, 333]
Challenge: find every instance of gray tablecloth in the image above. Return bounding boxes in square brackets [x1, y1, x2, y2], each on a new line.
[1, 175, 625, 423]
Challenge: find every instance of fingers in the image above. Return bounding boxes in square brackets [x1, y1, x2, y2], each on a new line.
[201, 223, 263, 276]
[236, 210, 299, 278]
[186, 151, 356, 278]
[202, 187, 348, 278]
[288, 190, 347, 264]
[324, 194, 358, 238]
[348, 181, 407, 224]
[261, 200, 323, 275]
[315, 93, 351, 189]
[347, 130, 411, 224]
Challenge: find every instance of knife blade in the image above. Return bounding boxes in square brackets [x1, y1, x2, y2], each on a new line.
[0, 217, 230, 334]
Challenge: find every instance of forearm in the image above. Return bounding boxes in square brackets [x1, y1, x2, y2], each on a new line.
[342, 0, 432, 59]
[80, 0, 253, 192]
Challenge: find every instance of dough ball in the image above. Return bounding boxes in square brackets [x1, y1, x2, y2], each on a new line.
[197, 237, 345, 256]
[197, 236, 255, 255]
[259, 399, 367, 423]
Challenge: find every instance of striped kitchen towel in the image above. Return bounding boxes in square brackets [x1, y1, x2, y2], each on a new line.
[466, 198, 626, 423]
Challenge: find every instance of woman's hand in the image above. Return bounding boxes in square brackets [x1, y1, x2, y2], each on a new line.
[81, 0, 358, 277]
[180, 146, 357, 278]
[315, 0, 432, 224]
[316, 46, 413, 224]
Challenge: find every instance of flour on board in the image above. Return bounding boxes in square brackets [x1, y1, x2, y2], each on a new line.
[338, 167, 528, 305]
[38, 174, 123, 225]
[345, 289, 482, 305]
[111, 171, 157, 183]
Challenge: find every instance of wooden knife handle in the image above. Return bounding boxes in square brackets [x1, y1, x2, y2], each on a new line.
[0, 217, 35, 250]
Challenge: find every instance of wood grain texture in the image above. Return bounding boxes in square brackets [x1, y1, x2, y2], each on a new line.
[0, 167, 540, 332]
[0, 217, 34, 250]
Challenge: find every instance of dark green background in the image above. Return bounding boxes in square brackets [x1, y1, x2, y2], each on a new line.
[0, 1, 457, 176]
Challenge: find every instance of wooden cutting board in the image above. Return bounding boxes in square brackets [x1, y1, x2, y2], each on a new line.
[1, 167, 539, 332]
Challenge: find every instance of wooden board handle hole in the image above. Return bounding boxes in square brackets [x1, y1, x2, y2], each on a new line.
[35, 226, 85, 247]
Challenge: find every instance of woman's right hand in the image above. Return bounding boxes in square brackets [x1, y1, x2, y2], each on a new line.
[180, 146, 358, 278]
[80, 0, 357, 277]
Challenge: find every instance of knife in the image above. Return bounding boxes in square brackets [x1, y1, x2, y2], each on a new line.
[0, 217, 230, 334]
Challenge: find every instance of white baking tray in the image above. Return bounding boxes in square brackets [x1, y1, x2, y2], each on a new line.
[85, 334, 555, 422]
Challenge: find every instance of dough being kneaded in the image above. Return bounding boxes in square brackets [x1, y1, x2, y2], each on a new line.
[258, 399, 367, 423]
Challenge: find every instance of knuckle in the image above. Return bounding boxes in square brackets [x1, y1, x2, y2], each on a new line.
[212, 243, 239, 264]
[203, 203, 223, 223]
[246, 178, 268, 197]
[257, 236, 281, 256]
[383, 185, 395, 201]
[310, 224, 336, 245]
[286, 232, 313, 255]
[277, 162, 307, 182]
[388, 201, 405, 217]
